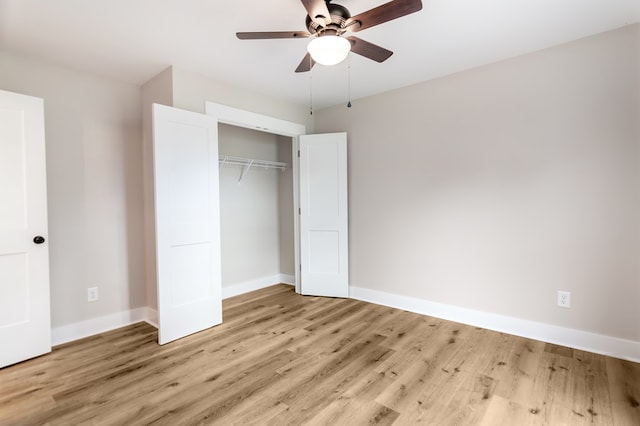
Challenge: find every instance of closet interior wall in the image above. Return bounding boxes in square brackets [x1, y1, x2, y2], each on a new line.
[218, 124, 295, 289]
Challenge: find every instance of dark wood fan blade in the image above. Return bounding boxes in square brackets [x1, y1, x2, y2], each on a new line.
[346, 36, 393, 62]
[300, 0, 332, 26]
[295, 52, 316, 73]
[346, 0, 422, 32]
[236, 31, 311, 40]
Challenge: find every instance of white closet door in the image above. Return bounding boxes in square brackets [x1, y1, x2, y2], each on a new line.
[0, 89, 51, 367]
[152, 104, 222, 345]
[299, 132, 349, 297]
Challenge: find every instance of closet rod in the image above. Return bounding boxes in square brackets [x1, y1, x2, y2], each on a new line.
[218, 155, 287, 170]
[218, 155, 288, 183]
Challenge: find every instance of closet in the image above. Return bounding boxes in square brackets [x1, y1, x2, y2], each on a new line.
[217, 124, 295, 295]
[152, 102, 348, 344]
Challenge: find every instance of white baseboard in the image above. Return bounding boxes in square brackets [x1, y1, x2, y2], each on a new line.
[51, 307, 156, 346]
[350, 286, 640, 363]
[278, 273, 296, 286]
[145, 308, 158, 329]
[222, 274, 295, 299]
[51, 276, 295, 346]
[57, 281, 634, 362]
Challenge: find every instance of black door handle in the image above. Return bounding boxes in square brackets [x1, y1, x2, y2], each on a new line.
[33, 236, 45, 244]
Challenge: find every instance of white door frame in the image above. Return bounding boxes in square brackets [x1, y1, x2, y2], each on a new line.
[205, 102, 306, 292]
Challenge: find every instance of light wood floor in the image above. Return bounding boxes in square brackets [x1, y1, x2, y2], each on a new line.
[1, 284, 639, 425]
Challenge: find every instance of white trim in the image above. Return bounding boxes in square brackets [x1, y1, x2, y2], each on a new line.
[350, 286, 640, 363]
[204, 101, 305, 294]
[145, 308, 158, 329]
[292, 136, 301, 294]
[205, 102, 306, 137]
[51, 278, 297, 346]
[277, 274, 296, 286]
[51, 307, 156, 346]
[222, 275, 295, 299]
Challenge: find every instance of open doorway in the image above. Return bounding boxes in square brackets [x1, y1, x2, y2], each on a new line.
[205, 101, 349, 299]
[205, 101, 307, 293]
[217, 124, 296, 298]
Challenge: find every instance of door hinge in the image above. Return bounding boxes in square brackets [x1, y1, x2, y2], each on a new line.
[298, 150, 300, 158]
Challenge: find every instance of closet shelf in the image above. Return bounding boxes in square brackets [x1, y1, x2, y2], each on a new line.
[218, 155, 288, 182]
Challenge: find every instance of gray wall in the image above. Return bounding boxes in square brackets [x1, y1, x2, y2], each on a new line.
[278, 136, 296, 276]
[171, 66, 313, 131]
[141, 67, 173, 315]
[3, 23, 637, 347]
[0, 51, 145, 328]
[315, 24, 640, 341]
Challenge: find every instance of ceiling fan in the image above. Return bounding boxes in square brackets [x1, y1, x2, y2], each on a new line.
[236, 0, 423, 73]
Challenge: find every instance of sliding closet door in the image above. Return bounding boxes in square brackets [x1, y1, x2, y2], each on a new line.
[152, 104, 222, 345]
[299, 132, 349, 297]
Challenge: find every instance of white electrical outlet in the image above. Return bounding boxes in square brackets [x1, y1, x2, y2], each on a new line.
[88, 287, 99, 302]
[557, 290, 570, 308]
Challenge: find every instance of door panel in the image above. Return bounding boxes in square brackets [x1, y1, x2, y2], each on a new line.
[308, 231, 340, 274]
[0, 108, 27, 229]
[299, 133, 349, 297]
[0, 89, 51, 368]
[0, 254, 29, 325]
[153, 104, 222, 345]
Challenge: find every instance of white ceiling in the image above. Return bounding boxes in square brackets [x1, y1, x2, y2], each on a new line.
[1, 0, 639, 109]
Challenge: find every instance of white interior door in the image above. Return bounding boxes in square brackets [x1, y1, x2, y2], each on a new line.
[152, 103, 222, 345]
[0, 89, 51, 367]
[299, 132, 349, 297]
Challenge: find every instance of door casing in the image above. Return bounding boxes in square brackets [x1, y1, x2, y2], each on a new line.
[205, 102, 306, 293]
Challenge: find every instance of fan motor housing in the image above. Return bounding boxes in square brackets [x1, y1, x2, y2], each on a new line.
[306, 2, 351, 35]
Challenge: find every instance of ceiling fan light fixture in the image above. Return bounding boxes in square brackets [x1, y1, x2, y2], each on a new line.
[307, 35, 351, 66]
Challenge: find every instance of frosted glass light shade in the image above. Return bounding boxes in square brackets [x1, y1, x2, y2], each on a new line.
[307, 35, 351, 66]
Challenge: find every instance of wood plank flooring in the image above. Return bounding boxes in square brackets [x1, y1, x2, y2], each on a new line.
[1, 284, 639, 425]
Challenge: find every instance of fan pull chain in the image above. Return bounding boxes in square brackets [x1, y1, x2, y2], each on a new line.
[309, 56, 314, 115]
[347, 53, 352, 108]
